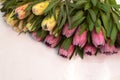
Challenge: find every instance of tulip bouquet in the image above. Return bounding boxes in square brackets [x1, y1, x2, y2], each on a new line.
[0, 0, 120, 59]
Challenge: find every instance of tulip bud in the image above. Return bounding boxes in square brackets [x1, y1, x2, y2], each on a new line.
[26, 22, 36, 31]
[5, 11, 17, 27]
[32, 32, 42, 42]
[117, 32, 120, 45]
[15, 4, 29, 19]
[41, 9, 59, 33]
[92, 29, 105, 48]
[100, 40, 118, 55]
[62, 23, 76, 38]
[73, 27, 87, 48]
[32, 1, 49, 15]
[59, 45, 74, 58]
[44, 34, 61, 48]
[84, 44, 97, 56]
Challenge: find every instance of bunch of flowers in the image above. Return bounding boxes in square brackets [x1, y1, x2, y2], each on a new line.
[0, 0, 120, 59]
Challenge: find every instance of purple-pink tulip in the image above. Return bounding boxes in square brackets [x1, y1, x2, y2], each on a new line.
[59, 45, 74, 58]
[73, 27, 87, 48]
[44, 35, 61, 48]
[92, 29, 105, 48]
[32, 32, 42, 42]
[84, 44, 97, 56]
[62, 23, 76, 38]
[100, 41, 118, 55]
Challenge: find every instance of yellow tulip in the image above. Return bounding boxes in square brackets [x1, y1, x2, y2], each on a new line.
[41, 9, 59, 32]
[26, 22, 36, 31]
[32, 1, 49, 15]
[5, 11, 17, 27]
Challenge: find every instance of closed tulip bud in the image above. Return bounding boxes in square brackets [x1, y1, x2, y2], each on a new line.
[62, 23, 76, 38]
[41, 9, 59, 33]
[32, 32, 42, 42]
[44, 34, 61, 48]
[15, 4, 29, 19]
[92, 29, 105, 48]
[5, 11, 17, 27]
[26, 22, 36, 31]
[117, 32, 120, 45]
[100, 41, 118, 55]
[13, 27, 20, 32]
[59, 45, 74, 58]
[32, 1, 49, 15]
[84, 44, 97, 56]
[73, 27, 87, 48]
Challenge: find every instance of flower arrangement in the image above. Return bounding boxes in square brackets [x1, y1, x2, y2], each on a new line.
[0, 0, 120, 59]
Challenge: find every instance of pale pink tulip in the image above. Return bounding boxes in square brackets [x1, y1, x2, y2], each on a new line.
[44, 35, 61, 48]
[59, 45, 74, 58]
[73, 27, 87, 48]
[92, 29, 105, 48]
[100, 41, 118, 55]
[62, 23, 76, 38]
[84, 44, 97, 56]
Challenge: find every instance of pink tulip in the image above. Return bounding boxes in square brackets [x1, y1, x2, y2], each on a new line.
[44, 35, 61, 48]
[92, 29, 105, 48]
[73, 27, 87, 48]
[62, 23, 76, 38]
[84, 44, 97, 56]
[59, 45, 74, 58]
[100, 41, 118, 55]
[32, 32, 42, 42]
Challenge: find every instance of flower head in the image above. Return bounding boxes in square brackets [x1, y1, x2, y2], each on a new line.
[41, 9, 59, 33]
[59, 45, 74, 58]
[5, 11, 17, 27]
[32, 32, 42, 42]
[15, 4, 29, 19]
[44, 35, 61, 48]
[92, 29, 105, 48]
[32, 1, 49, 15]
[62, 23, 76, 38]
[73, 27, 87, 48]
[100, 41, 118, 55]
[84, 44, 97, 56]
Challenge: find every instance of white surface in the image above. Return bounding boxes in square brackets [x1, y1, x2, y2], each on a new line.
[0, 1, 120, 80]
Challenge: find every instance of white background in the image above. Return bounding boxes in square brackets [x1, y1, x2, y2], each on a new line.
[0, 1, 120, 80]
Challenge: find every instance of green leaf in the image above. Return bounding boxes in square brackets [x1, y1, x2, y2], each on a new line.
[79, 23, 87, 35]
[44, 0, 60, 13]
[87, 14, 94, 31]
[100, 12, 109, 31]
[95, 18, 101, 33]
[76, 47, 84, 59]
[76, 0, 87, 5]
[91, 0, 98, 6]
[72, 11, 84, 22]
[107, 19, 113, 38]
[70, 16, 85, 29]
[65, 0, 71, 27]
[101, 27, 107, 40]
[110, 24, 118, 45]
[88, 9, 96, 22]
[84, 3, 91, 10]
[61, 37, 72, 50]
[108, 0, 117, 5]
[59, 10, 67, 29]
[98, 3, 110, 13]
[112, 11, 120, 31]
